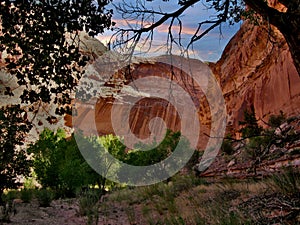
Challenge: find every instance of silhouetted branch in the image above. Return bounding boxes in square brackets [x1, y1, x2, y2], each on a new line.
[110, 0, 238, 55]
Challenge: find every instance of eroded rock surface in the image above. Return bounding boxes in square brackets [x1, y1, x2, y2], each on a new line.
[210, 21, 300, 132]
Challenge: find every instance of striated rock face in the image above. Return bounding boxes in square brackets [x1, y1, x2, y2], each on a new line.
[68, 55, 212, 149]
[67, 18, 300, 149]
[201, 116, 300, 178]
[210, 21, 300, 132]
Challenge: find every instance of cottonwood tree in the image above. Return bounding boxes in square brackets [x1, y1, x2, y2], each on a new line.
[0, 0, 113, 116]
[111, 0, 300, 75]
[0, 105, 32, 202]
[0, 0, 113, 197]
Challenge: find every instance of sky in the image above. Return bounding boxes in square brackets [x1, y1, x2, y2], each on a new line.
[97, 0, 242, 62]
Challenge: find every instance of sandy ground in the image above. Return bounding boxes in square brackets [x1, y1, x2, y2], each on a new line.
[2, 199, 86, 225]
[1, 198, 134, 225]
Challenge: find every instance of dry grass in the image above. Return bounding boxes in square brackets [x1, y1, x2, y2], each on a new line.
[2, 169, 299, 224]
[100, 170, 300, 224]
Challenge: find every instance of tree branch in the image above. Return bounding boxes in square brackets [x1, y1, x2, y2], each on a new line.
[244, 0, 285, 28]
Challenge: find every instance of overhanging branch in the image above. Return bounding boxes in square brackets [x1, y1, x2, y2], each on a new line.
[244, 0, 285, 28]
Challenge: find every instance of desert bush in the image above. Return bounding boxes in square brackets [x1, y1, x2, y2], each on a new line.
[0, 200, 14, 222]
[20, 189, 33, 203]
[239, 107, 263, 138]
[221, 139, 235, 155]
[1, 190, 19, 203]
[78, 189, 100, 225]
[268, 166, 300, 196]
[0, 191, 18, 223]
[245, 136, 270, 159]
[35, 189, 53, 207]
[268, 111, 286, 128]
[78, 189, 99, 216]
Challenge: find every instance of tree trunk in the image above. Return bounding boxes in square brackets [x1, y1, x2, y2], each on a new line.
[279, 15, 300, 76]
[0, 189, 3, 206]
[244, 0, 300, 76]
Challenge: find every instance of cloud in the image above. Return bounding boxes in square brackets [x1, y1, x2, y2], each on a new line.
[97, 2, 241, 62]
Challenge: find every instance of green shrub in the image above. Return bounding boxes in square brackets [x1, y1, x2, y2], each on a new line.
[268, 111, 285, 128]
[78, 189, 99, 216]
[78, 189, 100, 225]
[0, 200, 14, 222]
[221, 139, 235, 155]
[269, 166, 300, 195]
[20, 189, 33, 203]
[245, 136, 269, 158]
[36, 189, 53, 207]
[239, 107, 263, 138]
[1, 190, 19, 203]
[125, 129, 182, 166]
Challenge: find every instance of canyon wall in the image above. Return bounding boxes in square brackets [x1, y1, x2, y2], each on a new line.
[67, 19, 300, 148]
[210, 21, 300, 131]
[68, 55, 212, 149]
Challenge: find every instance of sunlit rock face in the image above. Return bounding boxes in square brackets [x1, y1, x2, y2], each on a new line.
[67, 17, 300, 148]
[67, 55, 212, 149]
[210, 20, 300, 132]
[2, 15, 300, 150]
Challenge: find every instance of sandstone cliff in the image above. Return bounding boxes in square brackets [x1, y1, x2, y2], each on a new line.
[210, 20, 300, 132]
[67, 55, 212, 149]
[66, 17, 300, 151]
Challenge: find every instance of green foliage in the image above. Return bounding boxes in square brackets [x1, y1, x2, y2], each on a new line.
[238, 110, 299, 175]
[221, 139, 235, 155]
[20, 189, 33, 203]
[239, 107, 263, 138]
[268, 111, 286, 129]
[0, 0, 113, 117]
[245, 136, 270, 159]
[29, 129, 102, 197]
[0, 1, 113, 201]
[78, 189, 100, 225]
[35, 189, 53, 207]
[0, 105, 32, 201]
[125, 129, 182, 166]
[237, 108, 268, 174]
[23, 172, 38, 189]
[29, 129, 195, 197]
[97, 134, 127, 161]
[28, 128, 65, 189]
[269, 166, 300, 196]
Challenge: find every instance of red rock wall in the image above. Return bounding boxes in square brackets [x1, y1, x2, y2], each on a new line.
[67, 19, 300, 147]
[210, 21, 300, 131]
[68, 59, 211, 149]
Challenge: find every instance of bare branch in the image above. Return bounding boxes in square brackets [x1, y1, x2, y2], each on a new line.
[110, 0, 244, 58]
